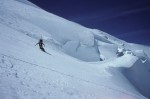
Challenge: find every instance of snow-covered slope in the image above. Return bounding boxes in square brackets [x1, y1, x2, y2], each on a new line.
[0, 0, 150, 99]
[0, 0, 127, 62]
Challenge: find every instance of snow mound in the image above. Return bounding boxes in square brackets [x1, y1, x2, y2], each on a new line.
[122, 59, 150, 98]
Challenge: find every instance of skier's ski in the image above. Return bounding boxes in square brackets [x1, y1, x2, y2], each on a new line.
[45, 52, 52, 55]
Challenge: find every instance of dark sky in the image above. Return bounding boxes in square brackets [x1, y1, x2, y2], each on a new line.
[28, 0, 150, 45]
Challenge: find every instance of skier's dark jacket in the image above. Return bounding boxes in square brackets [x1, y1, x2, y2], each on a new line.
[35, 39, 45, 52]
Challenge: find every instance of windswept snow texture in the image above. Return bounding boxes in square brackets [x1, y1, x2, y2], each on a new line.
[0, 0, 150, 99]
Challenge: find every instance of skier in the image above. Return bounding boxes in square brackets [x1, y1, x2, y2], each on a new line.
[35, 39, 46, 52]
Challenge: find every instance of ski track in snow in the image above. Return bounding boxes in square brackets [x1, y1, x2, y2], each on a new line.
[0, 53, 145, 99]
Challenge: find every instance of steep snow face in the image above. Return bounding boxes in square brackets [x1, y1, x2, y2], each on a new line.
[0, 0, 126, 62]
[122, 59, 150, 98]
[0, 0, 150, 99]
[0, 23, 147, 99]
